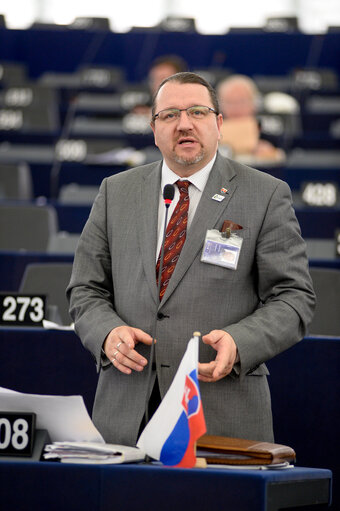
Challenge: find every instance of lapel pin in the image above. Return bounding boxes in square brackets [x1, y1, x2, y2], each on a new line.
[212, 194, 225, 202]
[221, 187, 228, 194]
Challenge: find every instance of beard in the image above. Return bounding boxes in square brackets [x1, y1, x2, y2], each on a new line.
[173, 148, 205, 167]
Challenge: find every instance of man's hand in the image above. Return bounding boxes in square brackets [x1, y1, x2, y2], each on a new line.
[103, 326, 153, 375]
[198, 330, 238, 382]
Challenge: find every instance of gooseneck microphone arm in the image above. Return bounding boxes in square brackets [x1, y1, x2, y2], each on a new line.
[143, 183, 175, 430]
[156, 183, 175, 299]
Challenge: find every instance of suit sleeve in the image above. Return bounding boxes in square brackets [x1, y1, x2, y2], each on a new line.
[66, 178, 128, 370]
[225, 179, 316, 377]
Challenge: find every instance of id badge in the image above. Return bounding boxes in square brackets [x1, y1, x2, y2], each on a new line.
[201, 229, 243, 270]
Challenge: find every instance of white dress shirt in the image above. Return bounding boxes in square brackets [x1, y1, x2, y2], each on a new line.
[156, 154, 217, 259]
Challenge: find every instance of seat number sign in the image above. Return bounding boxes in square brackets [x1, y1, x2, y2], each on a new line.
[0, 293, 46, 326]
[0, 412, 36, 456]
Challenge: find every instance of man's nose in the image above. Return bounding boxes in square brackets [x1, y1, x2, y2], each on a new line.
[176, 110, 194, 130]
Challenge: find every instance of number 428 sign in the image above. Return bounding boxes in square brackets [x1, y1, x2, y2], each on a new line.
[0, 293, 46, 326]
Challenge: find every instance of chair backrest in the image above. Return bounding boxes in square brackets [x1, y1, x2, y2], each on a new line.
[70, 17, 111, 31]
[305, 239, 336, 260]
[0, 204, 58, 251]
[0, 163, 33, 200]
[0, 62, 27, 86]
[308, 268, 340, 336]
[19, 263, 73, 325]
[58, 183, 99, 205]
[47, 232, 80, 254]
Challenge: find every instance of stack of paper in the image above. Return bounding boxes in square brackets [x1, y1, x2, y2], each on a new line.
[0, 386, 104, 443]
[44, 441, 145, 464]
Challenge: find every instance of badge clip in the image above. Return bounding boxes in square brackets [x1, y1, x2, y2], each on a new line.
[221, 220, 243, 239]
[222, 227, 231, 239]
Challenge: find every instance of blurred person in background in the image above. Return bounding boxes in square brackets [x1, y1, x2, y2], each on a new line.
[133, 55, 188, 115]
[217, 75, 285, 163]
[149, 55, 188, 96]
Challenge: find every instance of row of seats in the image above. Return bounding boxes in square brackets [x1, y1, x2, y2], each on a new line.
[12, 261, 340, 336]
[0, 60, 339, 149]
[2, 55, 339, 91]
[1, 149, 340, 198]
[0, 200, 339, 336]
[1, 199, 339, 246]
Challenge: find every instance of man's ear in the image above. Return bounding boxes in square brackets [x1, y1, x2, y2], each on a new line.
[216, 113, 223, 139]
[150, 121, 158, 147]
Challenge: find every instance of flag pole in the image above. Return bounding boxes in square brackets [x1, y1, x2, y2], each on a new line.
[192, 331, 207, 468]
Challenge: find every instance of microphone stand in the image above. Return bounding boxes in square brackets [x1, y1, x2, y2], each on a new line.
[142, 185, 174, 461]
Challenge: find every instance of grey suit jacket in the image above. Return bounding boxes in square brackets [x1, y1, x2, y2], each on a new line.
[67, 153, 315, 445]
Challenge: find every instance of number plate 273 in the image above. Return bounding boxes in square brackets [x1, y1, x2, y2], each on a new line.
[0, 294, 46, 326]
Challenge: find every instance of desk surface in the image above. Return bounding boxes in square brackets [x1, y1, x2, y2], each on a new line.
[0, 330, 338, 509]
[0, 460, 332, 511]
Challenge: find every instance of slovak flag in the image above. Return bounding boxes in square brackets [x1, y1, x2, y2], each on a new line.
[137, 335, 206, 468]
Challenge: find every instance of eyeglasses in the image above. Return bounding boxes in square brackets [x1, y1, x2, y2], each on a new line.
[153, 105, 218, 123]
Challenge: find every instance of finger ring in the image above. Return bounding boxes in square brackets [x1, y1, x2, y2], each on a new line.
[116, 341, 123, 349]
[111, 357, 116, 363]
[113, 350, 119, 357]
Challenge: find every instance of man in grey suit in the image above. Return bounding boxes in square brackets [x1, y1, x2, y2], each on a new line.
[67, 72, 315, 446]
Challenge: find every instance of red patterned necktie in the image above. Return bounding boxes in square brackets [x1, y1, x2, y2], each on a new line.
[156, 180, 191, 300]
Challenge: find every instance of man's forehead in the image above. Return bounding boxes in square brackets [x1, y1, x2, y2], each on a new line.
[155, 81, 212, 109]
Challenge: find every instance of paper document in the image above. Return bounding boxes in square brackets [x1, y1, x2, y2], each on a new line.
[0, 386, 104, 443]
[42, 320, 75, 330]
[204, 462, 294, 470]
[44, 441, 145, 464]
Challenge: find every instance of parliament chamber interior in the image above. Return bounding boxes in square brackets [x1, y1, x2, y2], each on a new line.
[0, 13, 339, 510]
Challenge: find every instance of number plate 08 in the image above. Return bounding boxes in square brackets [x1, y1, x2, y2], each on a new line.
[0, 412, 36, 456]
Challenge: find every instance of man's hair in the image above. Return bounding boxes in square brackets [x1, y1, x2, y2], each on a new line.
[151, 72, 220, 120]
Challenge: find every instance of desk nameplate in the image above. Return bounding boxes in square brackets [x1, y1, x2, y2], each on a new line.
[0, 293, 46, 326]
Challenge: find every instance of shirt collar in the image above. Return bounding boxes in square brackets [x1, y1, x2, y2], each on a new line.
[161, 153, 217, 192]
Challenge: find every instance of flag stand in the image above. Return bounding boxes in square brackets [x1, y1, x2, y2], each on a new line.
[194, 442, 207, 468]
[194, 456, 207, 468]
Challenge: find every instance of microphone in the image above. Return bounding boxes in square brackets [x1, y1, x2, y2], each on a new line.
[163, 183, 175, 206]
[142, 184, 175, 434]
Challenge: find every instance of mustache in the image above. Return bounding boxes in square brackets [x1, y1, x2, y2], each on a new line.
[175, 132, 200, 143]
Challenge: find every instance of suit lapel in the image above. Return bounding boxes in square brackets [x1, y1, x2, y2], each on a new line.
[137, 162, 162, 306]
[159, 155, 237, 308]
